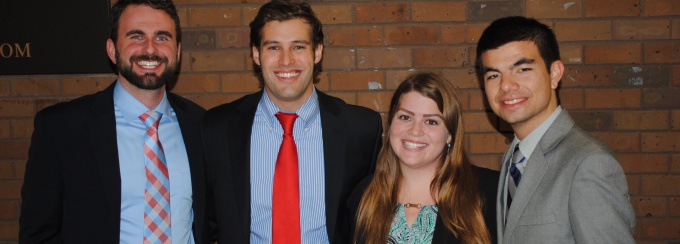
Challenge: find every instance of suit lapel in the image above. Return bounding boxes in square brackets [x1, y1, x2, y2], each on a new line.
[318, 91, 346, 241]
[231, 91, 261, 239]
[497, 142, 514, 239]
[88, 83, 122, 227]
[502, 109, 574, 242]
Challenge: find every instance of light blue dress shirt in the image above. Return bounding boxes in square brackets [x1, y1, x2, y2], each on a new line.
[250, 88, 329, 243]
[113, 81, 195, 243]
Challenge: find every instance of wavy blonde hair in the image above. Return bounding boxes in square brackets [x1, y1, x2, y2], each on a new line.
[354, 72, 490, 244]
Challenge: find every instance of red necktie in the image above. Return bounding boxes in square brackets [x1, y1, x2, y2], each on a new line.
[272, 112, 300, 244]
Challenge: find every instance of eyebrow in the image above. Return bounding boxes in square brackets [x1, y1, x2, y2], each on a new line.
[398, 108, 444, 120]
[482, 57, 536, 74]
[124, 30, 173, 38]
[262, 39, 311, 46]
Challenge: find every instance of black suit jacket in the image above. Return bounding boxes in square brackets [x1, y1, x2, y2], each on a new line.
[349, 166, 499, 244]
[19, 82, 208, 243]
[203, 89, 383, 243]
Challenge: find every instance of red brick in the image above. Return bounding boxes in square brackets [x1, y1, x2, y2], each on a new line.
[355, 3, 409, 24]
[0, 200, 18, 219]
[570, 111, 613, 131]
[585, 43, 642, 64]
[242, 6, 260, 25]
[325, 26, 383, 47]
[216, 28, 249, 49]
[671, 197, 680, 216]
[442, 68, 480, 89]
[0, 182, 22, 199]
[357, 91, 392, 113]
[221, 73, 260, 93]
[644, 0, 680, 16]
[10, 78, 60, 96]
[586, 0, 641, 17]
[628, 175, 641, 195]
[190, 51, 246, 72]
[673, 110, 680, 130]
[15, 160, 25, 180]
[187, 7, 241, 27]
[322, 48, 356, 70]
[527, 0, 582, 19]
[639, 219, 680, 239]
[613, 110, 670, 130]
[186, 94, 241, 110]
[463, 112, 497, 133]
[61, 76, 115, 96]
[330, 71, 385, 91]
[673, 65, 680, 86]
[413, 47, 469, 68]
[172, 74, 221, 94]
[468, 89, 490, 111]
[0, 161, 13, 179]
[642, 176, 680, 196]
[0, 221, 18, 240]
[312, 5, 352, 25]
[0, 99, 34, 117]
[632, 197, 667, 217]
[613, 20, 670, 40]
[614, 66, 670, 86]
[315, 73, 330, 92]
[385, 70, 419, 90]
[468, 133, 511, 154]
[673, 20, 680, 39]
[585, 89, 641, 109]
[177, 7, 188, 28]
[411, 2, 466, 22]
[555, 21, 611, 41]
[11, 119, 32, 139]
[357, 48, 411, 69]
[467, 1, 523, 21]
[561, 67, 615, 87]
[617, 154, 669, 173]
[0, 79, 9, 96]
[385, 26, 439, 45]
[455, 90, 470, 111]
[642, 88, 680, 108]
[468, 154, 502, 171]
[558, 89, 583, 110]
[441, 24, 486, 44]
[560, 44, 583, 64]
[591, 132, 640, 152]
[174, 0, 211, 4]
[0, 120, 8, 139]
[325, 92, 357, 105]
[642, 132, 680, 152]
[644, 42, 680, 63]
[35, 98, 71, 113]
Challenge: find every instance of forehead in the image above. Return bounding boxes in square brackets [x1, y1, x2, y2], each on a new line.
[118, 5, 176, 35]
[398, 92, 440, 113]
[260, 18, 312, 44]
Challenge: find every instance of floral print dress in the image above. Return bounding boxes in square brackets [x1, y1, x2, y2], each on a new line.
[388, 204, 438, 244]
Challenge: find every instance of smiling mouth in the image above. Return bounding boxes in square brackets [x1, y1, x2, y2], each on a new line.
[504, 98, 526, 105]
[404, 141, 426, 149]
[276, 71, 300, 78]
[137, 60, 160, 69]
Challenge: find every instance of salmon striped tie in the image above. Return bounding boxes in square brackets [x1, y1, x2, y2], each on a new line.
[140, 111, 171, 244]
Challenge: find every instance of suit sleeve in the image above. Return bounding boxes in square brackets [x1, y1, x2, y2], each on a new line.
[19, 111, 64, 243]
[568, 152, 635, 243]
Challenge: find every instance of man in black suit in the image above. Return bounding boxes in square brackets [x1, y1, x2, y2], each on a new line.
[19, 0, 207, 243]
[203, 0, 382, 243]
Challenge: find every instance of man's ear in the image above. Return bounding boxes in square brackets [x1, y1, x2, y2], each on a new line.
[252, 46, 261, 66]
[106, 39, 117, 64]
[314, 44, 323, 64]
[177, 42, 182, 61]
[549, 60, 564, 90]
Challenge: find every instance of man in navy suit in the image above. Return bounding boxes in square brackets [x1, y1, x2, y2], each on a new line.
[203, 0, 382, 243]
[19, 0, 208, 243]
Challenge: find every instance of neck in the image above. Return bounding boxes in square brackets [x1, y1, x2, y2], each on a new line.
[119, 78, 165, 110]
[398, 165, 437, 205]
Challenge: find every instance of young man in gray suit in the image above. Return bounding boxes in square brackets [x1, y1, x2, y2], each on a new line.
[476, 16, 635, 243]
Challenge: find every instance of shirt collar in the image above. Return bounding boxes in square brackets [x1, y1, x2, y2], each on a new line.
[513, 106, 562, 161]
[113, 80, 174, 123]
[260, 87, 320, 129]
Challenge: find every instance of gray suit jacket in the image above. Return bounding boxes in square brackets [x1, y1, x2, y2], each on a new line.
[496, 109, 635, 244]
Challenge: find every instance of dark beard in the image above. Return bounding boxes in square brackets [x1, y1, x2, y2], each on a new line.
[116, 52, 176, 90]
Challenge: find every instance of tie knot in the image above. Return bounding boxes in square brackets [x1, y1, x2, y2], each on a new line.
[275, 112, 298, 135]
[140, 111, 163, 129]
[512, 144, 525, 165]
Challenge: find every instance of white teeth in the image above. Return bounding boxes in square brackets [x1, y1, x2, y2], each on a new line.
[277, 72, 299, 78]
[404, 141, 426, 149]
[137, 61, 159, 69]
[504, 98, 525, 105]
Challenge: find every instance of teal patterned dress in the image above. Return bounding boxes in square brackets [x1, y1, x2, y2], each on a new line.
[388, 204, 438, 244]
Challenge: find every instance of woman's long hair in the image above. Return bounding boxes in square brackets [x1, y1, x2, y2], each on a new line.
[354, 72, 490, 244]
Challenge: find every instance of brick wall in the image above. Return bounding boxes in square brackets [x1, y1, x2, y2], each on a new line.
[1, 0, 678, 242]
